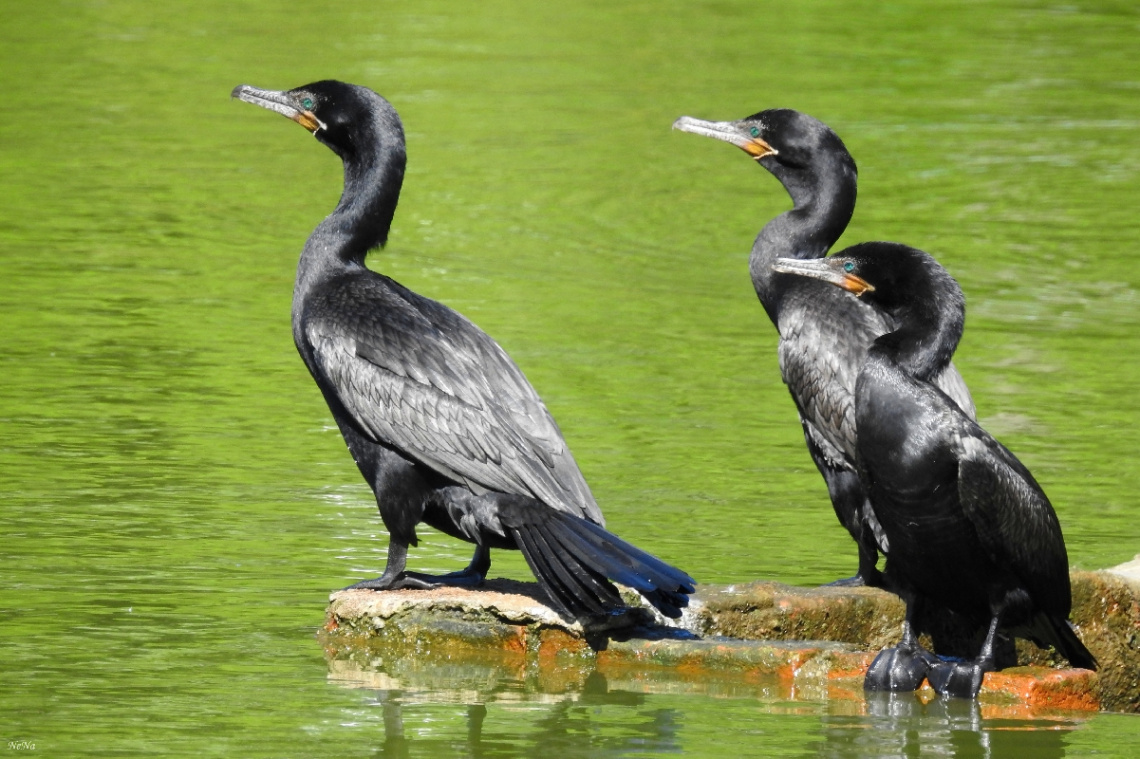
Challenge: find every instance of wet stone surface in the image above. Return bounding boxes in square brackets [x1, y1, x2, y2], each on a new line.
[322, 568, 1140, 713]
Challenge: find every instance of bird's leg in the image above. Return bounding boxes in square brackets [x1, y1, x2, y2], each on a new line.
[864, 599, 933, 692]
[855, 543, 884, 588]
[926, 614, 1000, 699]
[345, 538, 416, 590]
[403, 544, 490, 588]
[826, 539, 882, 588]
[814, 464, 883, 588]
[346, 540, 490, 591]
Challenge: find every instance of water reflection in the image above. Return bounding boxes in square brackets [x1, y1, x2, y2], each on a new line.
[329, 655, 1087, 758]
[344, 668, 683, 757]
[813, 692, 1077, 758]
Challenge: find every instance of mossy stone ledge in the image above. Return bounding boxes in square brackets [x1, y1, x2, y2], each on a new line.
[322, 562, 1140, 713]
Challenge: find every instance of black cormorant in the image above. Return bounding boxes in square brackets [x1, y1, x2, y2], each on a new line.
[773, 245, 1096, 697]
[232, 80, 694, 619]
[673, 110, 976, 586]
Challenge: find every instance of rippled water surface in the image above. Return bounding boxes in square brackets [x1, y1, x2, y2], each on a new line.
[2, 0, 1139, 755]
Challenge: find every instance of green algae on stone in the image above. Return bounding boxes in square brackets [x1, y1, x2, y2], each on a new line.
[323, 570, 1140, 712]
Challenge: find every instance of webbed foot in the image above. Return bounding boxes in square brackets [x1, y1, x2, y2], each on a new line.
[345, 567, 487, 592]
[344, 574, 431, 591]
[925, 613, 999, 698]
[864, 645, 934, 692]
[926, 658, 990, 699]
[825, 564, 883, 588]
[405, 566, 486, 588]
[345, 544, 490, 592]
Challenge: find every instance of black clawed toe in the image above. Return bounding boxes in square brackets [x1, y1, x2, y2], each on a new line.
[344, 569, 486, 592]
[405, 567, 486, 588]
[344, 576, 398, 591]
[344, 574, 430, 591]
[926, 659, 990, 699]
[864, 645, 932, 692]
[343, 544, 490, 592]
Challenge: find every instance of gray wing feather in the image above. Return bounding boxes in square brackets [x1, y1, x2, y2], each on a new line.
[779, 282, 976, 470]
[933, 363, 976, 419]
[778, 285, 891, 467]
[304, 275, 603, 524]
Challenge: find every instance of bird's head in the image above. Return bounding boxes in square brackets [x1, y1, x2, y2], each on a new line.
[770, 250, 878, 300]
[672, 108, 856, 203]
[775, 240, 962, 305]
[773, 243, 965, 378]
[772, 243, 961, 312]
[232, 80, 404, 164]
[232, 80, 407, 254]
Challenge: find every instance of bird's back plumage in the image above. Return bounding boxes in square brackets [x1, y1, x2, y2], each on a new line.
[302, 268, 604, 524]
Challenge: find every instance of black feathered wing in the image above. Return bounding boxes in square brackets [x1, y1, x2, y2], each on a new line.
[953, 424, 1071, 617]
[302, 272, 603, 525]
[934, 364, 975, 419]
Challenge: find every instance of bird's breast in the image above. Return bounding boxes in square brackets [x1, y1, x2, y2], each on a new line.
[855, 365, 958, 504]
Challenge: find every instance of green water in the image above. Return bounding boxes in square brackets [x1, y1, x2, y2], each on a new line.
[3, 0, 1139, 754]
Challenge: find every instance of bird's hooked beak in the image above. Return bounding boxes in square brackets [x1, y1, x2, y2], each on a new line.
[231, 84, 326, 134]
[672, 116, 778, 160]
[772, 258, 875, 296]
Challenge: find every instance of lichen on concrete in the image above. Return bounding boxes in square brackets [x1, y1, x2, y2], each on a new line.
[1066, 570, 1140, 712]
[324, 579, 655, 662]
[689, 581, 905, 650]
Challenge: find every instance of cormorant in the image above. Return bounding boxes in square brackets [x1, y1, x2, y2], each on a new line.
[232, 80, 695, 619]
[673, 110, 976, 586]
[773, 246, 1097, 697]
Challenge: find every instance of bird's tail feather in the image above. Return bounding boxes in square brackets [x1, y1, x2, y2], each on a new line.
[1042, 615, 1097, 671]
[507, 507, 696, 620]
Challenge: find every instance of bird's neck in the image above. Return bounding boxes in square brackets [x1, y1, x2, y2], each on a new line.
[750, 165, 856, 312]
[295, 145, 407, 300]
[871, 295, 964, 383]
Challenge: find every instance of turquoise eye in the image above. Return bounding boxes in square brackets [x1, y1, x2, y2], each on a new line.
[301, 97, 314, 109]
[843, 261, 855, 272]
[749, 126, 761, 137]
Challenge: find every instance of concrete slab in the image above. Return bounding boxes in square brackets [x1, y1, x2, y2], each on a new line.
[322, 569, 1140, 712]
